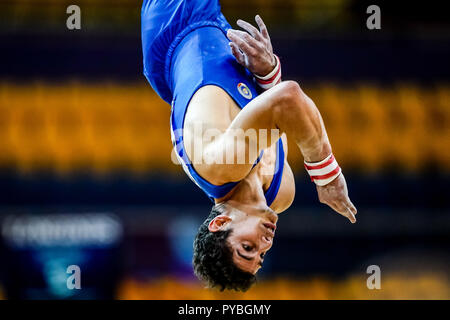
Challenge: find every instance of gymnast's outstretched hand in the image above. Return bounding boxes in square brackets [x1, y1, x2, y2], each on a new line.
[227, 15, 276, 77]
[316, 173, 358, 224]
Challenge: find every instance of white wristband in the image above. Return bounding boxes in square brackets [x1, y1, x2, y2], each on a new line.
[254, 55, 281, 90]
[304, 154, 341, 186]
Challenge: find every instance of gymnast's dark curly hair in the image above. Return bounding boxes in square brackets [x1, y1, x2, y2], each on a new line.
[192, 204, 257, 292]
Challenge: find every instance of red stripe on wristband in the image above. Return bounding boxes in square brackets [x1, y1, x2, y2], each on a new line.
[256, 66, 281, 84]
[304, 154, 336, 171]
[310, 166, 341, 181]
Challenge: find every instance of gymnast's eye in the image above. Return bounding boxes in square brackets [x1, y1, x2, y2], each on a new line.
[242, 244, 253, 252]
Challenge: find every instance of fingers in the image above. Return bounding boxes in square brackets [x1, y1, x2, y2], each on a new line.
[227, 29, 258, 57]
[344, 205, 357, 224]
[327, 198, 357, 224]
[229, 29, 259, 49]
[229, 42, 245, 65]
[236, 19, 262, 41]
[316, 173, 357, 223]
[334, 201, 356, 224]
[255, 15, 270, 40]
[348, 199, 357, 216]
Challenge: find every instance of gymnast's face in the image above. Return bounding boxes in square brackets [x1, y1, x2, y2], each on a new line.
[208, 202, 278, 274]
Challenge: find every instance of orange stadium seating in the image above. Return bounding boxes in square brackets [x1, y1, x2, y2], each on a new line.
[116, 272, 450, 300]
[0, 82, 449, 175]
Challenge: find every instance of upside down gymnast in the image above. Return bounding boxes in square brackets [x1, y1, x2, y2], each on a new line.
[141, 0, 357, 291]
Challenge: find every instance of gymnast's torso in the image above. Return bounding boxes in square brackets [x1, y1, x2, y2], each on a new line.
[141, 0, 295, 211]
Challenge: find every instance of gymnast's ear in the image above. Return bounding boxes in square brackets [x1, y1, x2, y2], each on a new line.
[208, 215, 232, 232]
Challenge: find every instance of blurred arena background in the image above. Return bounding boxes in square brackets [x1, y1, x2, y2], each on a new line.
[0, 0, 449, 299]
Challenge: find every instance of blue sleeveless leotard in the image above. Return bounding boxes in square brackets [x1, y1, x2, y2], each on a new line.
[141, 0, 284, 205]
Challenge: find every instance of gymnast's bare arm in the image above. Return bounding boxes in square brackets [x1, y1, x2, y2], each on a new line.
[183, 16, 357, 223]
